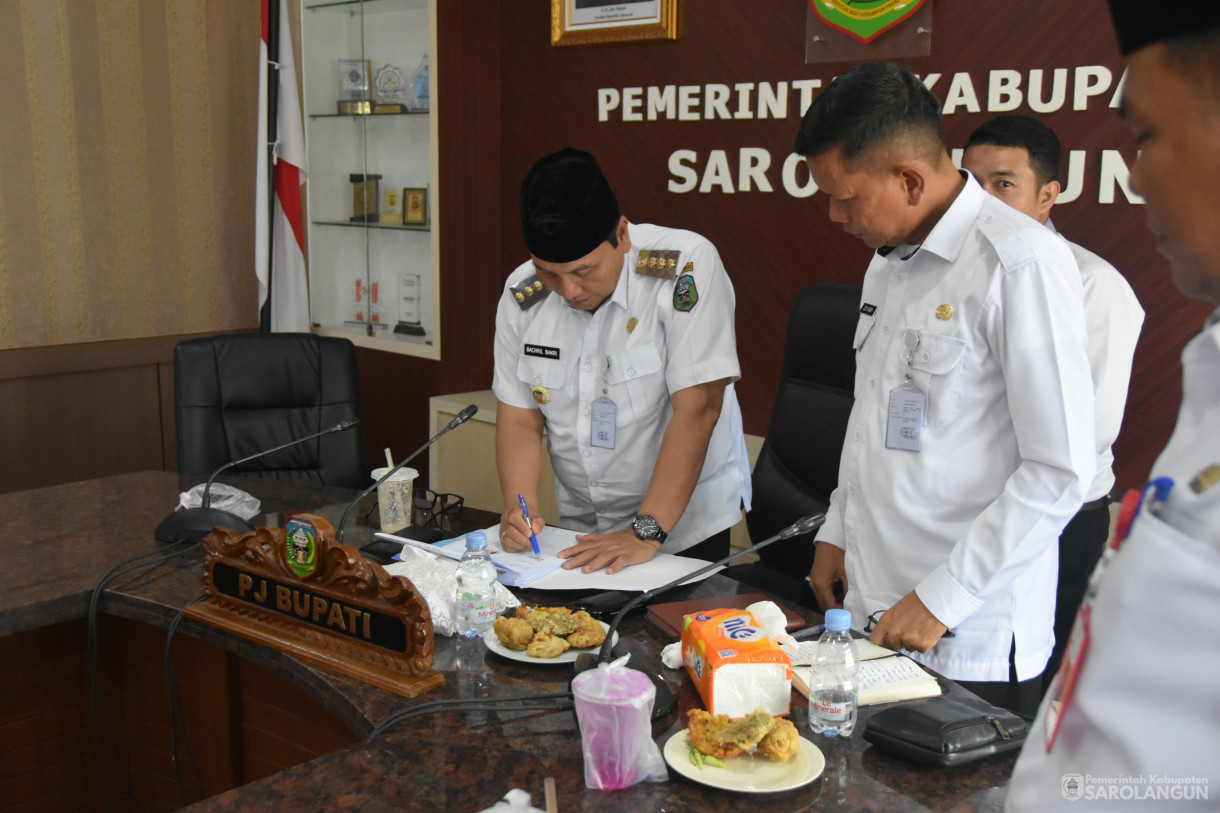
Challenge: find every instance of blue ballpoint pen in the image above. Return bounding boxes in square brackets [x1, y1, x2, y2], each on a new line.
[518, 494, 542, 559]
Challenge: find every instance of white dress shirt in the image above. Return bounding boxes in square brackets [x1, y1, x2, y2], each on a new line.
[492, 222, 752, 553]
[1049, 221, 1145, 502]
[816, 174, 1095, 682]
[1007, 311, 1220, 811]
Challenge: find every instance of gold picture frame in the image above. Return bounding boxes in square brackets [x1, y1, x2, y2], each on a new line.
[403, 187, 428, 226]
[551, 0, 679, 47]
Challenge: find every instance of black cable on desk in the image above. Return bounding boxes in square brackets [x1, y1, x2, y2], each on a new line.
[367, 690, 575, 740]
[164, 595, 207, 805]
[85, 540, 200, 813]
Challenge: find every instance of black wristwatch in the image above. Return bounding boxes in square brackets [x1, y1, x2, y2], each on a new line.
[631, 514, 668, 544]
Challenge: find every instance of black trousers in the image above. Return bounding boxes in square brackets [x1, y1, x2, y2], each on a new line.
[1042, 499, 1112, 695]
[956, 639, 1043, 718]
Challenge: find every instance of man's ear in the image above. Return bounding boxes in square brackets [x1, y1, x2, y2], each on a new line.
[614, 215, 632, 254]
[899, 165, 927, 207]
[1036, 180, 1061, 221]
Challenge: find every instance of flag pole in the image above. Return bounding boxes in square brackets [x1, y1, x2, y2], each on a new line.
[260, 0, 281, 332]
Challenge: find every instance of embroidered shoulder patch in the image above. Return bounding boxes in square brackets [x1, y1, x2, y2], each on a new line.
[635, 249, 680, 280]
[510, 274, 550, 311]
[673, 272, 699, 312]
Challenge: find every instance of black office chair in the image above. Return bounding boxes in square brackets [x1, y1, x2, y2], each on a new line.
[731, 282, 861, 610]
[173, 332, 368, 489]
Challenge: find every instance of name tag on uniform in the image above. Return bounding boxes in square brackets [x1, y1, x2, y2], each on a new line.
[591, 397, 616, 450]
[886, 382, 925, 452]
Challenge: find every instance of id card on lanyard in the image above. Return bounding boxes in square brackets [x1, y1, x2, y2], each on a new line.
[1044, 478, 1174, 751]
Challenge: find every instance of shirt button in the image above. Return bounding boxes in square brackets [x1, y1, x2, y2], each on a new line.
[848, 484, 856, 495]
[882, 326, 891, 335]
[582, 449, 591, 457]
[533, 377, 541, 385]
[584, 363, 593, 372]
[627, 368, 636, 377]
[870, 379, 877, 389]
[895, 274, 904, 282]
[854, 431, 861, 441]
[922, 352, 930, 361]
[582, 407, 589, 416]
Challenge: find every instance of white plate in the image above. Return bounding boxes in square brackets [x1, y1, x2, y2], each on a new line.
[663, 729, 825, 794]
[482, 620, 617, 664]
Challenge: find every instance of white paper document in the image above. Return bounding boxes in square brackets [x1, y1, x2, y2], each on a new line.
[378, 524, 720, 590]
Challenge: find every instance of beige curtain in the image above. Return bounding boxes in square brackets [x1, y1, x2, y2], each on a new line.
[0, 0, 267, 350]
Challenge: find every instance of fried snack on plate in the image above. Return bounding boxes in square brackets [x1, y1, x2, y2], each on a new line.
[524, 607, 573, 632]
[686, 707, 778, 760]
[493, 617, 535, 651]
[756, 717, 800, 763]
[566, 610, 607, 649]
[541, 612, 579, 637]
[526, 631, 572, 659]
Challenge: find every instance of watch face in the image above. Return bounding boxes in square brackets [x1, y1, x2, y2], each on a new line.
[632, 514, 663, 540]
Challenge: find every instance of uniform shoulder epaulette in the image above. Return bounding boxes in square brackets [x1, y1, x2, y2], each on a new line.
[510, 274, 550, 311]
[634, 249, 681, 280]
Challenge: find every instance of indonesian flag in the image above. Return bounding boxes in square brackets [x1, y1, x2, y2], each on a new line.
[256, 0, 309, 332]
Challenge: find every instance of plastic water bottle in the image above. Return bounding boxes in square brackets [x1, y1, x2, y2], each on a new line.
[808, 608, 860, 738]
[454, 531, 497, 637]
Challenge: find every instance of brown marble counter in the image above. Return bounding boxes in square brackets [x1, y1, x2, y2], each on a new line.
[1, 472, 1015, 812]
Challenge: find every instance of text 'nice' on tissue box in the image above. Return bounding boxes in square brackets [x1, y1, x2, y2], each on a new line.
[681, 608, 791, 719]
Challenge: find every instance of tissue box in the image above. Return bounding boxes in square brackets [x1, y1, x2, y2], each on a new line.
[681, 608, 791, 718]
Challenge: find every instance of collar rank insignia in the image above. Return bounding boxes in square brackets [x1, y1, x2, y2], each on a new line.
[935, 304, 954, 320]
[635, 249, 680, 280]
[510, 274, 550, 311]
[673, 271, 699, 312]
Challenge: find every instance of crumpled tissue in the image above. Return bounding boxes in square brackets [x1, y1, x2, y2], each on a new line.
[383, 545, 520, 637]
[176, 483, 261, 520]
[473, 788, 544, 813]
[746, 599, 799, 648]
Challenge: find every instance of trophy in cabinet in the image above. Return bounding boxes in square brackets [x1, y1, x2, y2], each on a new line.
[394, 273, 426, 336]
[373, 64, 408, 114]
[338, 59, 372, 115]
[350, 173, 382, 223]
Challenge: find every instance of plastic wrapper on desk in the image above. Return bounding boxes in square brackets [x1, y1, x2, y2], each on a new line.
[383, 546, 519, 637]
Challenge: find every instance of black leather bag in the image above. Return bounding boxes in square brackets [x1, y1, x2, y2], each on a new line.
[862, 693, 1029, 767]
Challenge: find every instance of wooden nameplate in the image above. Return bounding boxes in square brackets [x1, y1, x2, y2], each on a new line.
[186, 515, 444, 698]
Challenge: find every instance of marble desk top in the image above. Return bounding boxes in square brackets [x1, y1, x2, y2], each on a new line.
[0, 472, 1015, 812]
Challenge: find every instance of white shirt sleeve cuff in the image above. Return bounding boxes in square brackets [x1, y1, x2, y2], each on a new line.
[915, 565, 984, 630]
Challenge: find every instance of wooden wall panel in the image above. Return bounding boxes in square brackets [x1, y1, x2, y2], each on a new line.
[443, 0, 1206, 494]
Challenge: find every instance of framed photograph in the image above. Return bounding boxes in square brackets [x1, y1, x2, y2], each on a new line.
[551, 0, 679, 47]
[403, 187, 428, 226]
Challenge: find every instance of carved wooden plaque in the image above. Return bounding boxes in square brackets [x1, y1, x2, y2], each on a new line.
[186, 516, 444, 698]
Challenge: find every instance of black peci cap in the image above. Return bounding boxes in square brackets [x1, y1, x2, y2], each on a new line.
[520, 148, 620, 263]
[1108, 1, 1220, 56]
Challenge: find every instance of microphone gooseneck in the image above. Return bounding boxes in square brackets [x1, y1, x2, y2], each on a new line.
[335, 404, 479, 542]
[155, 417, 361, 544]
[593, 512, 827, 663]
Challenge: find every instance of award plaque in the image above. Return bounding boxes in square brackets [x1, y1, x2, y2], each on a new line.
[403, 187, 427, 226]
[373, 64, 408, 114]
[350, 173, 382, 223]
[338, 59, 371, 114]
[394, 273, 426, 336]
[380, 188, 403, 225]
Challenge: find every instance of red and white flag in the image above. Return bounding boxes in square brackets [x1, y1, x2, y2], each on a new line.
[256, 0, 309, 332]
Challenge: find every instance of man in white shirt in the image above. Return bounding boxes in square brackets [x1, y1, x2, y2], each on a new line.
[1007, 3, 1220, 808]
[795, 62, 1095, 716]
[962, 115, 1145, 692]
[493, 148, 751, 575]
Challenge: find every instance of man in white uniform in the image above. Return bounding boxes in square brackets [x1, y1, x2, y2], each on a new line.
[1007, 4, 1220, 808]
[795, 62, 1095, 716]
[962, 115, 1145, 691]
[493, 148, 751, 575]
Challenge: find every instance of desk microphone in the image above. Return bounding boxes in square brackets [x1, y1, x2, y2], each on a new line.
[335, 404, 479, 542]
[571, 512, 826, 720]
[154, 417, 361, 544]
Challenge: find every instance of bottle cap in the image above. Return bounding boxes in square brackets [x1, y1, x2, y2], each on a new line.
[823, 608, 851, 632]
[465, 531, 487, 550]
